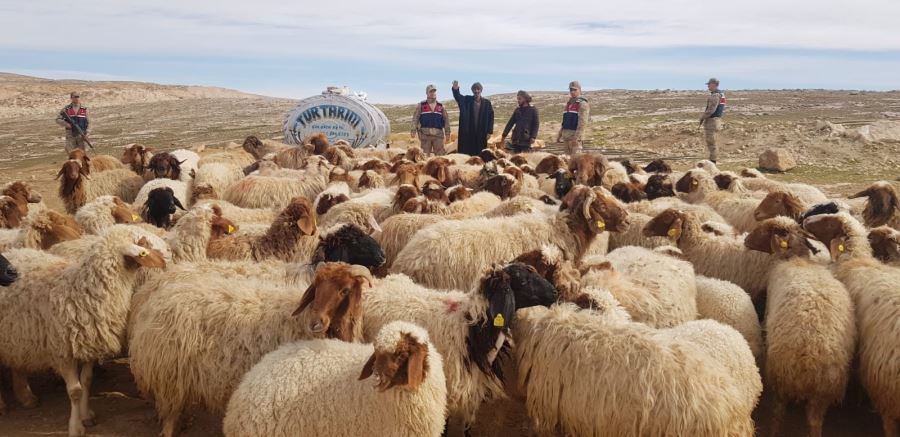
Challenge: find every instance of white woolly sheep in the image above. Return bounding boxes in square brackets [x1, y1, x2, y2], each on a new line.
[164, 204, 238, 263]
[223, 174, 327, 209]
[193, 162, 243, 196]
[676, 170, 764, 233]
[392, 186, 628, 291]
[206, 197, 317, 263]
[643, 208, 776, 298]
[375, 214, 447, 270]
[74, 195, 142, 234]
[512, 304, 762, 437]
[0, 209, 82, 251]
[803, 212, 900, 437]
[694, 275, 764, 361]
[187, 183, 278, 225]
[222, 321, 447, 437]
[580, 245, 698, 328]
[128, 262, 371, 437]
[56, 160, 145, 213]
[0, 227, 166, 437]
[745, 217, 857, 437]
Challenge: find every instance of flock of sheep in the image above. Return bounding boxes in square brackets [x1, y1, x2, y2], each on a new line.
[0, 132, 899, 437]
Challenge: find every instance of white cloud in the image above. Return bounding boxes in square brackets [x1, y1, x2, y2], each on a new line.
[3, 0, 900, 56]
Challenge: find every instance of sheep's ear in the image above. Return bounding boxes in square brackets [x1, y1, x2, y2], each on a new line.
[487, 272, 516, 330]
[401, 337, 428, 389]
[297, 213, 317, 236]
[358, 353, 376, 381]
[79, 162, 91, 177]
[666, 217, 684, 241]
[848, 187, 871, 199]
[173, 197, 186, 211]
[122, 245, 166, 268]
[744, 226, 775, 253]
[292, 282, 316, 316]
[55, 167, 65, 180]
[349, 264, 373, 288]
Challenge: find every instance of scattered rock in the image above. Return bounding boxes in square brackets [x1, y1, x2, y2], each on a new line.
[759, 148, 797, 172]
[816, 120, 846, 136]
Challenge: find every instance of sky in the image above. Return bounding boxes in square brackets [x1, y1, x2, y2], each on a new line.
[1, 0, 899, 104]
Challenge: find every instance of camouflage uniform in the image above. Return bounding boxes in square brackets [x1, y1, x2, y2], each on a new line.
[56, 101, 90, 153]
[558, 80, 590, 155]
[700, 79, 726, 162]
[412, 85, 451, 155]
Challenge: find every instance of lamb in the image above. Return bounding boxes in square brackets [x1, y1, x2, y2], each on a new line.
[223, 321, 447, 437]
[128, 262, 369, 437]
[120, 143, 154, 177]
[74, 196, 141, 234]
[0, 209, 82, 251]
[694, 276, 764, 360]
[579, 246, 697, 328]
[512, 303, 762, 437]
[206, 196, 316, 262]
[0, 253, 16, 286]
[0, 227, 166, 437]
[745, 217, 856, 437]
[223, 173, 327, 210]
[643, 208, 776, 298]
[67, 149, 125, 173]
[802, 212, 900, 437]
[359, 263, 558, 432]
[56, 159, 145, 213]
[676, 170, 764, 233]
[392, 185, 628, 291]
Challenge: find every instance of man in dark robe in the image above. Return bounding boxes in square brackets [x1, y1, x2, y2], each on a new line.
[452, 80, 494, 156]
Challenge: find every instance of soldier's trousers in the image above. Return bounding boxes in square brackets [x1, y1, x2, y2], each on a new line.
[419, 134, 446, 156]
[559, 129, 582, 155]
[703, 118, 722, 161]
[65, 133, 88, 154]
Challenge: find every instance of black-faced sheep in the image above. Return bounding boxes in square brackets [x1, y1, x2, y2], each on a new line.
[142, 187, 186, 229]
[0, 253, 16, 286]
[311, 224, 386, 269]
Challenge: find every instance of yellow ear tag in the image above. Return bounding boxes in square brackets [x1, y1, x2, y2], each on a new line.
[493, 313, 505, 328]
[667, 228, 677, 238]
[837, 244, 845, 252]
[138, 250, 149, 257]
[596, 219, 606, 231]
[227, 224, 235, 234]
[131, 214, 139, 221]
[779, 240, 789, 249]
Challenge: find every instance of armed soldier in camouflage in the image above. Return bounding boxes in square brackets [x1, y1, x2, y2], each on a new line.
[557, 81, 590, 155]
[56, 91, 90, 153]
[699, 78, 726, 163]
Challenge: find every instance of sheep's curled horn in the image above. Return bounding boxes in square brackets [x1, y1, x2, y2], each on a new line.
[582, 188, 597, 221]
[349, 264, 374, 287]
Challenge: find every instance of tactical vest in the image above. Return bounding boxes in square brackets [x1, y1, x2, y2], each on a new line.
[562, 98, 585, 130]
[63, 105, 89, 132]
[419, 101, 445, 129]
[711, 92, 726, 118]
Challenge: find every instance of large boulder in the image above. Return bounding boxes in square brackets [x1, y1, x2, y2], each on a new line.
[758, 148, 797, 172]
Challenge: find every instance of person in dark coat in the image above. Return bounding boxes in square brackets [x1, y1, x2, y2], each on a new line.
[452, 80, 494, 156]
[500, 90, 539, 153]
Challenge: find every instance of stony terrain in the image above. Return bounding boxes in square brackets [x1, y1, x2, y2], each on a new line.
[1, 74, 898, 436]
